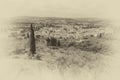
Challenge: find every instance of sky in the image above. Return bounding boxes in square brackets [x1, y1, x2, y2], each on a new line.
[0, 0, 120, 20]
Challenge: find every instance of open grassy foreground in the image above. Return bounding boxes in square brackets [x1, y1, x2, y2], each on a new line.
[0, 17, 117, 80]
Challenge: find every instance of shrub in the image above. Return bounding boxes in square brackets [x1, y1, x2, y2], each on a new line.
[78, 39, 104, 53]
[46, 37, 61, 47]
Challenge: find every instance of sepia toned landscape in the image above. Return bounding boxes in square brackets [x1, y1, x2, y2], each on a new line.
[1, 0, 120, 80]
[7, 17, 112, 71]
[0, 17, 119, 80]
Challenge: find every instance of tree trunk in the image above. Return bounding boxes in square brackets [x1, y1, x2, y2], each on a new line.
[30, 23, 36, 56]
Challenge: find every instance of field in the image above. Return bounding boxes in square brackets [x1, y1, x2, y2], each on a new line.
[9, 17, 112, 71]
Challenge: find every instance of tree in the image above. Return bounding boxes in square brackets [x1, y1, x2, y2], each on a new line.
[29, 23, 36, 57]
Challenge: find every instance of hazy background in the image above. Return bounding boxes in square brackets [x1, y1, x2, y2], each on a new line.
[0, 0, 120, 20]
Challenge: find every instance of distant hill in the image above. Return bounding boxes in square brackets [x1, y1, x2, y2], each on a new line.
[10, 16, 106, 25]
